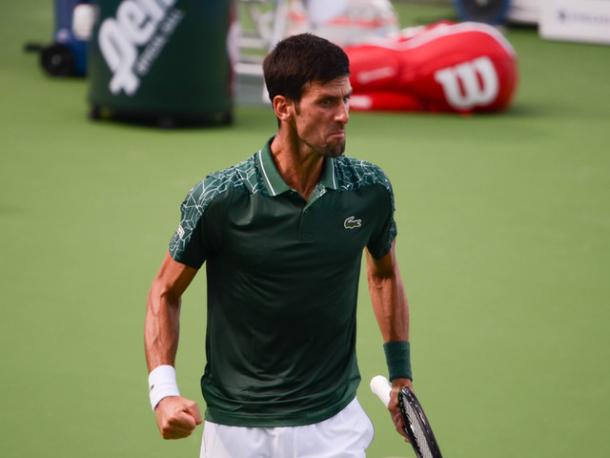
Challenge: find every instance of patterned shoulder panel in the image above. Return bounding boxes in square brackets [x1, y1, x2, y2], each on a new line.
[333, 156, 393, 195]
[184, 155, 262, 214]
[334, 156, 397, 257]
[169, 156, 263, 257]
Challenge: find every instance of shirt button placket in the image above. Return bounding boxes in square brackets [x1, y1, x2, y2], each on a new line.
[300, 207, 313, 240]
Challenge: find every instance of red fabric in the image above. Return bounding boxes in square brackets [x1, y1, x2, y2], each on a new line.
[350, 92, 423, 111]
[346, 22, 518, 113]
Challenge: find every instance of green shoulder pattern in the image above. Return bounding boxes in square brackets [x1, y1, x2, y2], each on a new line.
[333, 156, 394, 197]
[169, 156, 262, 258]
[334, 156, 397, 254]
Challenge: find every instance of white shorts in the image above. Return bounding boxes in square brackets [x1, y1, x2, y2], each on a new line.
[200, 398, 375, 458]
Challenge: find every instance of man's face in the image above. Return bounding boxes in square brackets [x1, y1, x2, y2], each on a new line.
[291, 76, 352, 158]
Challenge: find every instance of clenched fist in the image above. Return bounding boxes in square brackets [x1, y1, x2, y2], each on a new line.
[155, 396, 202, 439]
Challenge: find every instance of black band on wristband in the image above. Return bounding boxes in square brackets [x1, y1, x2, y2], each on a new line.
[383, 340, 412, 381]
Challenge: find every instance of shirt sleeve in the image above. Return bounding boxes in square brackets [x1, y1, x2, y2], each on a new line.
[168, 181, 208, 269]
[366, 178, 397, 259]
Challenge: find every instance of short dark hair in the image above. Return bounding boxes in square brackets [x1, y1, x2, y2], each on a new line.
[263, 33, 350, 102]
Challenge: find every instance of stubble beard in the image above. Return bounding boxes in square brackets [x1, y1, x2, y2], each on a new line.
[319, 139, 346, 158]
[292, 107, 347, 157]
[299, 134, 346, 158]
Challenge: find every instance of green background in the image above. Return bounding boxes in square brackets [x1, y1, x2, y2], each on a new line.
[1, 1, 609, 457]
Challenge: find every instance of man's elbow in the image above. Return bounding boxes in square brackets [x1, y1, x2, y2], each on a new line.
[148, 279, 181, 312]
[367, 271, 396, 290]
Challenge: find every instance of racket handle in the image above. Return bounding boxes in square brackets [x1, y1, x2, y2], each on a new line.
[370, 375, 392, 408]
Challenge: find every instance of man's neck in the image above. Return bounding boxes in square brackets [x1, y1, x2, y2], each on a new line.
[270, 131, 325, 200]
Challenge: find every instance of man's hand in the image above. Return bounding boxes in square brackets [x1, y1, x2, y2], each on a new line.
[154, 396, 202, 439]
[388, 377, 413, 442]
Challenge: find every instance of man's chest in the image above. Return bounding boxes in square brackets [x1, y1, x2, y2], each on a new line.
[220, 190, 381, 269]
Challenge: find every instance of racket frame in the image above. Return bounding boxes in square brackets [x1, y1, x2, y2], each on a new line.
[398, 387, 443, 458]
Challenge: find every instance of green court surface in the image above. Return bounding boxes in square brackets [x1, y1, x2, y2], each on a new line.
[1, 1, 610, 457]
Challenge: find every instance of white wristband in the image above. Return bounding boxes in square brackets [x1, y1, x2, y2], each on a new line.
[148, 365, 180, 410]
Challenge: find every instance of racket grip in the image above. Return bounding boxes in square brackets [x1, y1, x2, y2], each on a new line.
[370, 375, 392, 408]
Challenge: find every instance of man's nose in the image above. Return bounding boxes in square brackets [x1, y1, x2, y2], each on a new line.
[335, 101, 350, 124]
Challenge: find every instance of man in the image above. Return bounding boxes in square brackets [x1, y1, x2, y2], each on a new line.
[144, 33, 412, 457]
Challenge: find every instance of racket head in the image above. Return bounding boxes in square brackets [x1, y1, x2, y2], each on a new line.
[398, 387, 443, 458]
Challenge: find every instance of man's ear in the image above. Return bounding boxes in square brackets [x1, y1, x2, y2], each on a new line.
[272, 95, 295, 122]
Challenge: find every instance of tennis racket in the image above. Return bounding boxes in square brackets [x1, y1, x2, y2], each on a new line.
[370, 375, 443, 458]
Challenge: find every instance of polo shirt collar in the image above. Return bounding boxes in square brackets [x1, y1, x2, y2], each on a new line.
[257, 138, 338, 197]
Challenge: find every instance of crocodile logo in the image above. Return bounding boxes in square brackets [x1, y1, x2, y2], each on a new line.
[344, 216, 362, 230]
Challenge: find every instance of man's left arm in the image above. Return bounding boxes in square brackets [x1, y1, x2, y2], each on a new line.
[366, 240, 412, 440]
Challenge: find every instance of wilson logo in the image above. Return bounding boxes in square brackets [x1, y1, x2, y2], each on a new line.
[434, 56, 499, 110]
[344, 216, 362, 230]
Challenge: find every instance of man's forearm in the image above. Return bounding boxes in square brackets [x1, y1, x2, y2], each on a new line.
[143, 254, 201, 438]
[366, 248, 410, 342]
[144, 288, 181, 372]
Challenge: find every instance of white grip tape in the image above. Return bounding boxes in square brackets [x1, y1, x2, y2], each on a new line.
[370, 375, 392, 408]
[148, 365, 180, 410]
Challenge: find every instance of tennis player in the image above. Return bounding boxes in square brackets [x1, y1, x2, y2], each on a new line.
[144, 33, 412, 457]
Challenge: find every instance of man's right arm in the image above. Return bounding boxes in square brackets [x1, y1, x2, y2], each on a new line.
[144, 252, 202, 439]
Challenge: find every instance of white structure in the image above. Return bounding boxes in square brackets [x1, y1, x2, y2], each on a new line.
[540, 0, 610, 45]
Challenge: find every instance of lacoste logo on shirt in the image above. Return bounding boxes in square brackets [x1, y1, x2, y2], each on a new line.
[344, 216, 362, 230]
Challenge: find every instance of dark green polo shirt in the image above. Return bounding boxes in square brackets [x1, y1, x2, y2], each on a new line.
[169, 139, 397, 427]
